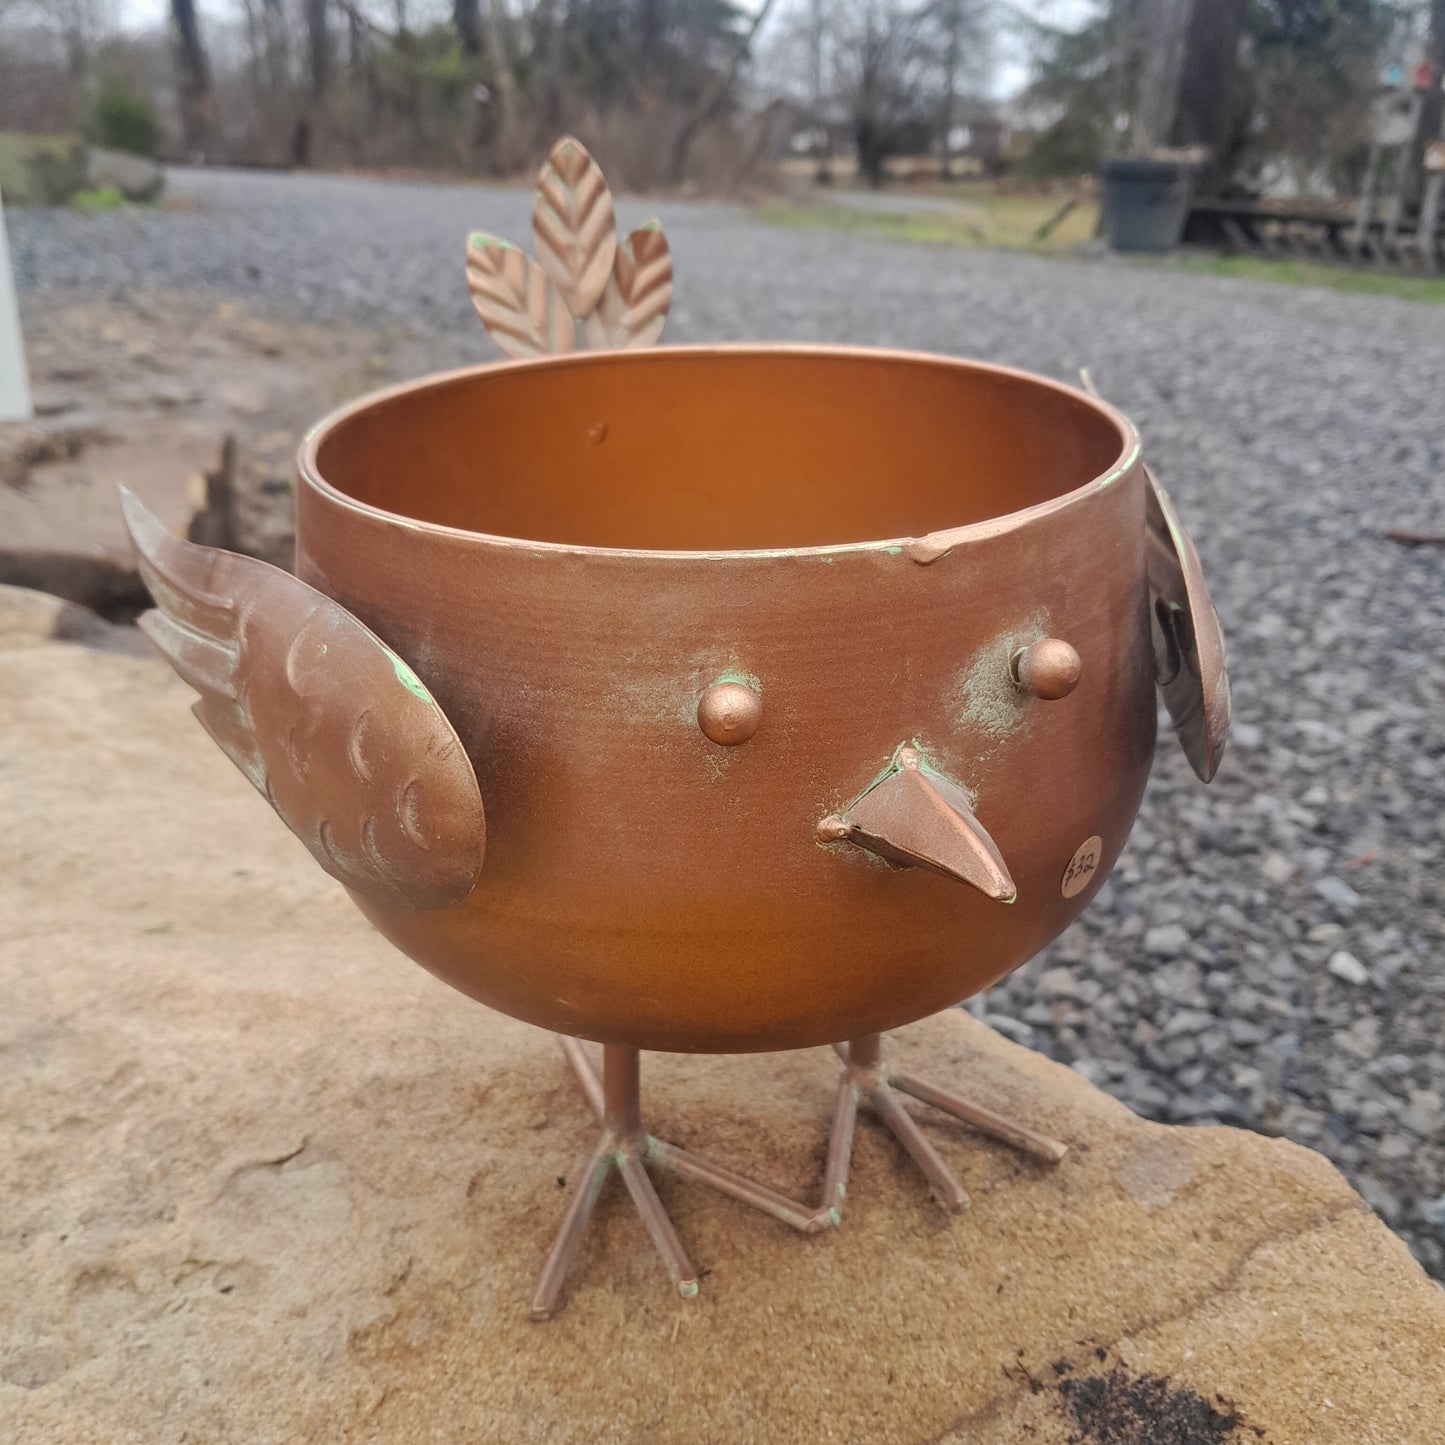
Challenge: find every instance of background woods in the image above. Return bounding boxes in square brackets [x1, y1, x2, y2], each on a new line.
[0, 0, 784, 186]
[0, 0, 1442, 197]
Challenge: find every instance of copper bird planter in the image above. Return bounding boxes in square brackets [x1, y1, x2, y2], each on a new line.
[123, 138, 1230, 1318]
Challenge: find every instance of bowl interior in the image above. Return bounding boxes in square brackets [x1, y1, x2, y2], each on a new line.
[309, 349, 1131, 552]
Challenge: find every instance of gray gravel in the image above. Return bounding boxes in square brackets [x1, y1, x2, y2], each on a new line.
[12, 168, 1445, 1276]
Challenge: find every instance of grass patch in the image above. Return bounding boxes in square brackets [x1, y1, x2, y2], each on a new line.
[761, 194, 1445, 304]
[1173, 253, 1445, 304]
[71, 184, 127, 211]
[759, 191, 1099, 253]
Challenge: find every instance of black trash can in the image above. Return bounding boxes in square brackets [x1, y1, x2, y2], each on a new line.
[1102, 158, 1192, 253]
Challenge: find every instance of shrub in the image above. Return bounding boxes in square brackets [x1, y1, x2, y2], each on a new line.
[0, 133, 89, 205]
[88, 79, 161, 158]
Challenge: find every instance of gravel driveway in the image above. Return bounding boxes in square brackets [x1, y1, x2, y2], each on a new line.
[11, 168, 1445, 1277]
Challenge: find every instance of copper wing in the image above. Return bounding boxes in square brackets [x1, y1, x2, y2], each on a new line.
[1145, 468, 1231, 783]
[120, 489, 485, 910]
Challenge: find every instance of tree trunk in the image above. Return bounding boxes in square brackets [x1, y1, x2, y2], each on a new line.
[942, 0, 965, 178]
[855, 5, 886, 188]
[481, 0, 522, 172]
[345, 7, 374, 164]
[307, 0, 331, 97]
[257, 0, 287, 91]
[170, 0, 213, 160]
[290, 0, 329, 169]
[62, 0, 88, 81]
[808, 0, 831, 182]
[454, 0, 481, 56]
[857, 116, 886, 187]
[1169, 0, 1245, 191]
[526, 0, 567, 135]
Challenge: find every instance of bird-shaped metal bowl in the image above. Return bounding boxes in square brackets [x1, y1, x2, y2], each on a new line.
[122, 138, 1230, 1315]
[126, 345, 1225, 1054]
[289, 343, 1196, 1054]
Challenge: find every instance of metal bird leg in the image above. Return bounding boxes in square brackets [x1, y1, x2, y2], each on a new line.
[533, 1037, 828, 1320]
[819, 1033, 1068, 1219]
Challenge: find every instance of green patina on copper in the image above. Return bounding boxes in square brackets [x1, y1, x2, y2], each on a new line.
[712, 667, 761, 693]
[1096, 431, 1142, 488]
[386, 648, 435, 705]
[832, 737, 967, 813]
[949, 612, 1050, 744]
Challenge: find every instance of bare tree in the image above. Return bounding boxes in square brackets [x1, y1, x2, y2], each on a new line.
[307, 0, 331, 96]
[827, 0, 934, 186]
[762, 0, 988, 186]
[668, 0, 784, 182]
[930, 0, 990, 175]
[170, 0, 213, 158]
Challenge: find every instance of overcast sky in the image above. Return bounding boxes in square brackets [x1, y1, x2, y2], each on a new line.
[115, 0, 1095, 100]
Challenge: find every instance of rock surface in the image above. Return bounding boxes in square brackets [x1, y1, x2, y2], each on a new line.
[85, 148, 164, 204]
[2, 596, 1442, 1444]
[0, 296, 394, 614]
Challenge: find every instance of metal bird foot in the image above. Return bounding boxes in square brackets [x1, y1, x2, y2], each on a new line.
[536, 1031, 1069, 1317]
[818, 1034, 1068, 1220]
[534, 1037, 828, 1320]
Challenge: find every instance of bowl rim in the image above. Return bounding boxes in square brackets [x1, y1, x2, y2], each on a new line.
[296, 343, 1143, 561]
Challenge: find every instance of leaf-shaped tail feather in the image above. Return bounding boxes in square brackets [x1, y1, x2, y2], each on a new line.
[120, 487, 486, 910]
[532, 135, 618, 318]
[583, 223, 673, 351]
[466, 235, 577, 359]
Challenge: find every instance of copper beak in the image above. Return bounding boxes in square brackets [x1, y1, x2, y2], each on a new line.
[819, 746, 1016, 902]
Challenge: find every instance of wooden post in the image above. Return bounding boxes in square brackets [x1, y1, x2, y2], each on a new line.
[0, 194, 32, 424]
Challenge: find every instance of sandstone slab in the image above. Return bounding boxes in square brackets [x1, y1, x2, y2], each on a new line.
[1, 606, 1442, 1444]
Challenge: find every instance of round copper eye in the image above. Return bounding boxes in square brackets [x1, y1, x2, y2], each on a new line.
[1011, 638, 1082, 700]
[697, 681, 762, 746]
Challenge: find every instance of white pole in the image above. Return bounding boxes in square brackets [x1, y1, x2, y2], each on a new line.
[0, 193, 33, 423]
